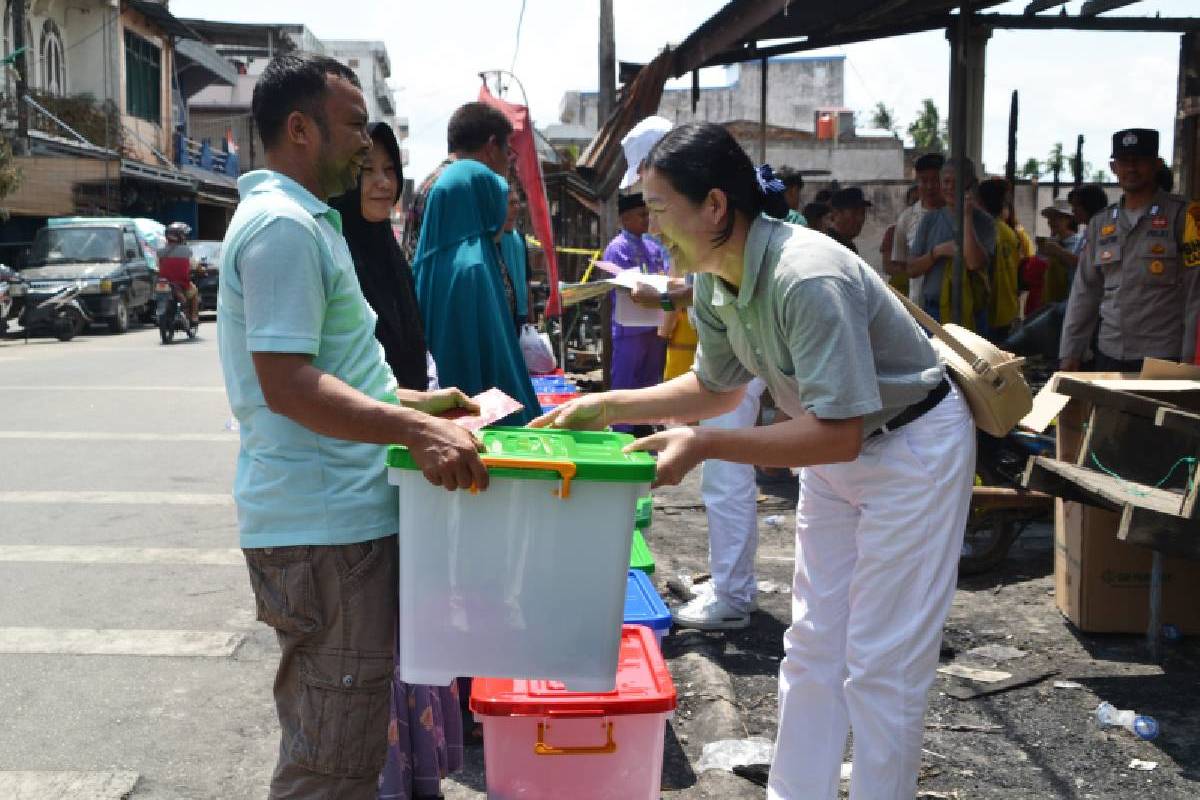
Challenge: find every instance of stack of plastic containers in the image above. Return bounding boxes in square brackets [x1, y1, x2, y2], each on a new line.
[386, 427, 655, 693]
[532, 374, 582, 413]
[470, 625, 677, 800]
[630, 495, 655, 574]
[623, 569, 671, 649]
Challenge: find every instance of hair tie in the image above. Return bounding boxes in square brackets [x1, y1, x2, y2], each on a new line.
[756, 164, 786, 195]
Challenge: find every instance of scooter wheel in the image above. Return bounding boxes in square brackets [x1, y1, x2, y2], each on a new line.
[54, 316, 76, 342]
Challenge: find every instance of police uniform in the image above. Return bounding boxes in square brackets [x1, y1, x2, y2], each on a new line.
[1060, 129, 1200, 368]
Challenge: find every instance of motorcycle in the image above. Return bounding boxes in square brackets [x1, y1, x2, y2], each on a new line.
[958, 314, 1061, 575]
[155, 276, 198, 344]
[20, 281, 90, 341]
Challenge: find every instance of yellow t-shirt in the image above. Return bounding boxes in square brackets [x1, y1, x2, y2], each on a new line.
[990, 220, 1021, 329]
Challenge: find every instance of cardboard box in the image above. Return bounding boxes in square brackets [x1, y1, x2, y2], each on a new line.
[1050, 368, 1200, 633]
[1055, 499, 1200, 634]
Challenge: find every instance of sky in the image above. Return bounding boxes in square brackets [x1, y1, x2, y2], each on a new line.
[170, 0, 1193, 182]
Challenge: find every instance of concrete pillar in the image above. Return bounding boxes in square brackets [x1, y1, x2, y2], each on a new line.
[946, 24, 991, 168]
[1174, 32, 1200, 200]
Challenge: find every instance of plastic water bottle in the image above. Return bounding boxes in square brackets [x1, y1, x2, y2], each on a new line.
[1095, 702, 1159, 740]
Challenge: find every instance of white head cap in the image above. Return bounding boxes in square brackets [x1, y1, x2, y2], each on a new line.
[619, 115, 673, 190]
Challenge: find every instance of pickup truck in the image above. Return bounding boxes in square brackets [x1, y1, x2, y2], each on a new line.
[18, 217, 156, 333]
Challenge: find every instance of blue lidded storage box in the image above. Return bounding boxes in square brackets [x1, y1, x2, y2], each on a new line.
[624, 569, 671, 649]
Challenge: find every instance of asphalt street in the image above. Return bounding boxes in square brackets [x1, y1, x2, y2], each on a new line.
[0, 322, 279, 799]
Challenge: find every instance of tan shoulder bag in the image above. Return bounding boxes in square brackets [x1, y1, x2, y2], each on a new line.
[889, 286, 1032, 437]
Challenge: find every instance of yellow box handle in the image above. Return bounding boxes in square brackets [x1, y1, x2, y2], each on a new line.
[479, 456, 577, 499]
[534, 721, 616, 756]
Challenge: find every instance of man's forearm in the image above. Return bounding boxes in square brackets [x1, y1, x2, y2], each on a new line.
[668, 285, 695, 309]
[908, 252, 936, 277]
[697, 414, 863, 468]
[606, 372, 742, 426]
[254, 355, 428, 446]
[962, 217, 986, 272]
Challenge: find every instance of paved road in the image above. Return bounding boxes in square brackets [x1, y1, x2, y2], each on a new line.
[0, 323, 278, 798]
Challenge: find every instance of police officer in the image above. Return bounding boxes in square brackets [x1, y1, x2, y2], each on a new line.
[1061, 128, 1200, 371]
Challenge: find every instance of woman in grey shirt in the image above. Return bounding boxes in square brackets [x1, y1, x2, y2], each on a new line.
[534, 123, 975, 800]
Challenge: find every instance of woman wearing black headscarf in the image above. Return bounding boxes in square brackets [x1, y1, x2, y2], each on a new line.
[332, 122, 432, 392]
[331, 123, 463, 799]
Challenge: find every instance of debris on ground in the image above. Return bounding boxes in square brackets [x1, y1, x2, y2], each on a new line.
[937, 664, 1012, 683]
[964, 644, 1028, 662]
[942, 668, 1059, 701]
[1129, 759, 1159, 771]
[1053, 680, 1083, 690]
[925, 722, 1003, 733]
[694, 737, 774, 773]
[1095, 701, 1160, 741]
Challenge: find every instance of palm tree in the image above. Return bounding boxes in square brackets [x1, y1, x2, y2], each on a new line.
[1020, 158, 1042, 180]
[870, 101, 896, 134]
[907, 99, 946, 153]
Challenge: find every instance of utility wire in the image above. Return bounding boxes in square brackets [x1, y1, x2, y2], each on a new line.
[510, 0, 527, 74]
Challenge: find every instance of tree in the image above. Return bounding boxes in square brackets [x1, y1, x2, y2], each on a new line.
[1020, 158, 1042, 180]
[1046, 142, 1066, 177]
[870, 101, 896, 133]
[0, 137, 22, 219]
[907, 99, 946, 153]
[1093, 169, 1109, 183]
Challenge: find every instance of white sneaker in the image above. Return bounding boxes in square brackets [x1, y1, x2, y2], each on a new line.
[673, 593, 751, 631]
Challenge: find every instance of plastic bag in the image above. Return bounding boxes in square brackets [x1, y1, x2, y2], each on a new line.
[519, 324, 556, 374]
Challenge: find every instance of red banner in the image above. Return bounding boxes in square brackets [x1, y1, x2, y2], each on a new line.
[478, 85, 561, 317]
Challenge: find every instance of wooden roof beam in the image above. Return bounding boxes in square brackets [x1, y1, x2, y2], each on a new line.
[1080, 0, 1143, 16]
[978, 14, 1199, 32]
[1023, 0, 1067, 14]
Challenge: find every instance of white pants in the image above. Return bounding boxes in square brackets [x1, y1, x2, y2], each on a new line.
[699, 378, 767, 613]
[767, 381, 975, 800]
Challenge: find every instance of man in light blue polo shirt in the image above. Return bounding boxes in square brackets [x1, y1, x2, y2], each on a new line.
[218, 53, 486, 799]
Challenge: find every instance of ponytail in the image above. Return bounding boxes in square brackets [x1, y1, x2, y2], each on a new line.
[755, 164, 791, 220]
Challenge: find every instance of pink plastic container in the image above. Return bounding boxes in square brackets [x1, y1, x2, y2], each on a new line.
[470, 625, 677, 799]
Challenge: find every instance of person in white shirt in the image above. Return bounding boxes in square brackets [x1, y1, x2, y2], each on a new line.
[891, 152, 946, 303]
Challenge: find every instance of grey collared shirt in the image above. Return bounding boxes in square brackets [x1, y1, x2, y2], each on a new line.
[1060, 191, 1200, 362]
[692, 215, 944, 436]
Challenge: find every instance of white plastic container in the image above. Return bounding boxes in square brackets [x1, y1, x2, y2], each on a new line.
[387, 427, 655, 692]
[471, 625, 677, 800]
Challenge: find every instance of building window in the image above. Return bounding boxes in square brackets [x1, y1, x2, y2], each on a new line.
[124, 30, 161, 123]
[40, 19, 64, 94]
[3, 2, 35, 87]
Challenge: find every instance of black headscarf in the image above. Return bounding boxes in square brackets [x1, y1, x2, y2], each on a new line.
[331, 123, 430, 391]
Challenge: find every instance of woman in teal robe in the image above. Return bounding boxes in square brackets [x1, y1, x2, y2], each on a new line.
[412, 159, 540, 424]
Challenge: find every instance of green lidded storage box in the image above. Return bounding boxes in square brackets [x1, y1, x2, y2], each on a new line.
[630, 529, 656, 575]
[635, 496, 653, 530]
[387, 426, 657, 487]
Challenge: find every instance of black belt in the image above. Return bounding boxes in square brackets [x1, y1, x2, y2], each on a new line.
[868, 377, 950, 439]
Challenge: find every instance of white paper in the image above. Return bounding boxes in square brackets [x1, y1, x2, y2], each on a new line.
[615, 292, 664, 327]
[612, 268, 669, 327]
[608, 268, 671, 292]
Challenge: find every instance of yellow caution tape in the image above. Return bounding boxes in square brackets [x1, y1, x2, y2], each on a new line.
[525, 234, 604, 283]
[525, 234, 603, 258]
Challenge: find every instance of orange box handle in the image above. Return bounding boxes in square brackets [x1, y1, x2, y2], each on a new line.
[479, 456, 577, 499]
[534, 721, 616, 756]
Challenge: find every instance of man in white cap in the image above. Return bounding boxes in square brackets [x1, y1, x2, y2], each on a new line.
[622, 115, 767, 630]
[1036, 197, 1082, 303]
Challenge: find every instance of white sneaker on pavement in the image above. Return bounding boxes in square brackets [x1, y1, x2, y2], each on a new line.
[672, 593, 751, 631]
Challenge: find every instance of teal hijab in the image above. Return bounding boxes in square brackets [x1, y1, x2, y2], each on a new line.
[412, 159, 539, 424]
[499, 229, 529, 321]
